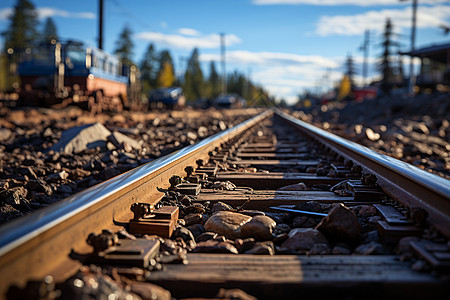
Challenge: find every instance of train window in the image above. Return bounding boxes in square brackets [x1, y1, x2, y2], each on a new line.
[67, 50, 85, 65]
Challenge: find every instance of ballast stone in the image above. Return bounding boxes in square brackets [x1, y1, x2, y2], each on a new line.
[50, 123, 111, 154]
[50, 122, 141, 154]
[204, 211, 252, 240]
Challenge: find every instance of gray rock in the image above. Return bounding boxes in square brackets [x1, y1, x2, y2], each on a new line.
[50, 122, 111, 154]
[309, 243, 331, 255]
[316, 203, 362, 245]
[292, 216, 318, 228]
[108, 131, 141, 151]
[183, 213, 204, 226]
[45, 170, 69, 183]
[185, 224, 205, 238]
[240, 215, 276, 241]
[172, 227, 196, 249]
[244, 241, 275, 255]
[332, 244, 351, 255]
[280, 228, 328, 253]
[26, 179, 52, 195]
[196, 232, 218, 243]
[354, 241, 388, 255]
[273, 223, 291, 235]
[0, 187, 28, 205]
[193, 240, 238, 254]
[357, 205, 377, 217]
[204, 211, 252, 240]
[211, 201, 233, 212]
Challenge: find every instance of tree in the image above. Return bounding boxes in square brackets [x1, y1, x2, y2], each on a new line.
[207, 61, 220, 98]
[157, 61, 175, 88]
[378, 18, 399, 94]
[183, 48, 204, 101]
[42, 17, 58, 44]
[344, 53, 356, 89]
[140, 43, 158, 93]
[156, 50, 175, 88]
[114, 24, 134, 67]
[2, 0, 39, 51]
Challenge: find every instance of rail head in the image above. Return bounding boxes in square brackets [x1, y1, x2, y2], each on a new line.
[275, 109, 450, 237]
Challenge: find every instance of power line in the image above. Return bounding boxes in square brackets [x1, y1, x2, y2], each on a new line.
[110, 0, 153, 29]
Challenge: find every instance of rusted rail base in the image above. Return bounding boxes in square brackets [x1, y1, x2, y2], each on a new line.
[148, 254, 448, 300]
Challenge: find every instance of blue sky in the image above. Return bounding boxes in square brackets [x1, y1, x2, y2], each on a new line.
[1, 0, 449, 103]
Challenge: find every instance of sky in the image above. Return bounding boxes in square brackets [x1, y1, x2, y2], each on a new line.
[1, 0, 449, 104]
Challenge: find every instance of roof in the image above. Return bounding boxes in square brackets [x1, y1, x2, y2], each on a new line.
[400, 42, 450, 63]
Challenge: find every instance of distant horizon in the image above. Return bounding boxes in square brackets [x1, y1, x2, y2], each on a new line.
[1, 0, 449, 104]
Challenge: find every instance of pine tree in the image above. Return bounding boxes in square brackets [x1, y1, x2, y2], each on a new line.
[378, 18, 398, 94]
[140, 43, 158, 93]
[114, 24, 134, 67]
[2, 0, 39, 51]
[345, 53, 356, 89]
[42, 17, 58, 44]
[183, 48, 204, 101]
[208, 61, 220, 98]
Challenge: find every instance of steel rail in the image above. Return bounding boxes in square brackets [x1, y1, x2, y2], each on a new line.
[275, 109, 450, 238]
[0, 109, 272, 297]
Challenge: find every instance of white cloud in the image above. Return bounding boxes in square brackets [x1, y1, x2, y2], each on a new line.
[136, 31, 242, 49]
[201, 50, 338, 68]
[178, 28, 201, 36]
[253, 0, 448, 6]
[37, 7, 95, 19]
[0, 8, 12, 21]
[316, 5, 450, 36]
[0, 7, 95, 21]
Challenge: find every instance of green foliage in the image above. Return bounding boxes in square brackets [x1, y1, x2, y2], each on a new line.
[207, 61, 220, 99]
[114, 24, 134, 67]
[42, 17, 58, 44]
[183, 48, 204, 101]
[2, 0, 39, 50]
[140, 43, 158, 93]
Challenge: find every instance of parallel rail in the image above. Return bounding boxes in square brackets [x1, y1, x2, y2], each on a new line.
[0, 108, 449, 298]
[276, 109, 450, 238]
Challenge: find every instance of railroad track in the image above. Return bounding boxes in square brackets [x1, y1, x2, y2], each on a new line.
[0, 109, 449, 299]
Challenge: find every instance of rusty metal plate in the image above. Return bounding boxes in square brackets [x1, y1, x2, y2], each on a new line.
[89, 239, 159, 268]
[175, 183, 201, 196]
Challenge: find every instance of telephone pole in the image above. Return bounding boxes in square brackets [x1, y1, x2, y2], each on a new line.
[361, 30, 370, 87]
[401, 0, 418, 94]
[98, 0, 104, 50]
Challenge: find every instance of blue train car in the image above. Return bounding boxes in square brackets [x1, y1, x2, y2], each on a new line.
[18, 40, 139, 112]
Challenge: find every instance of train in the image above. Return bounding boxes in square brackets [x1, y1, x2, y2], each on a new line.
[17, 40, 142, 113]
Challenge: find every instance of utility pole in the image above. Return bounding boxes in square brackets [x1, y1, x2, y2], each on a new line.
[361, 30, 370, 87]
[98, 0, 104, 50]
[220, 33, 227, 94]
[401, 0, 418, 94]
